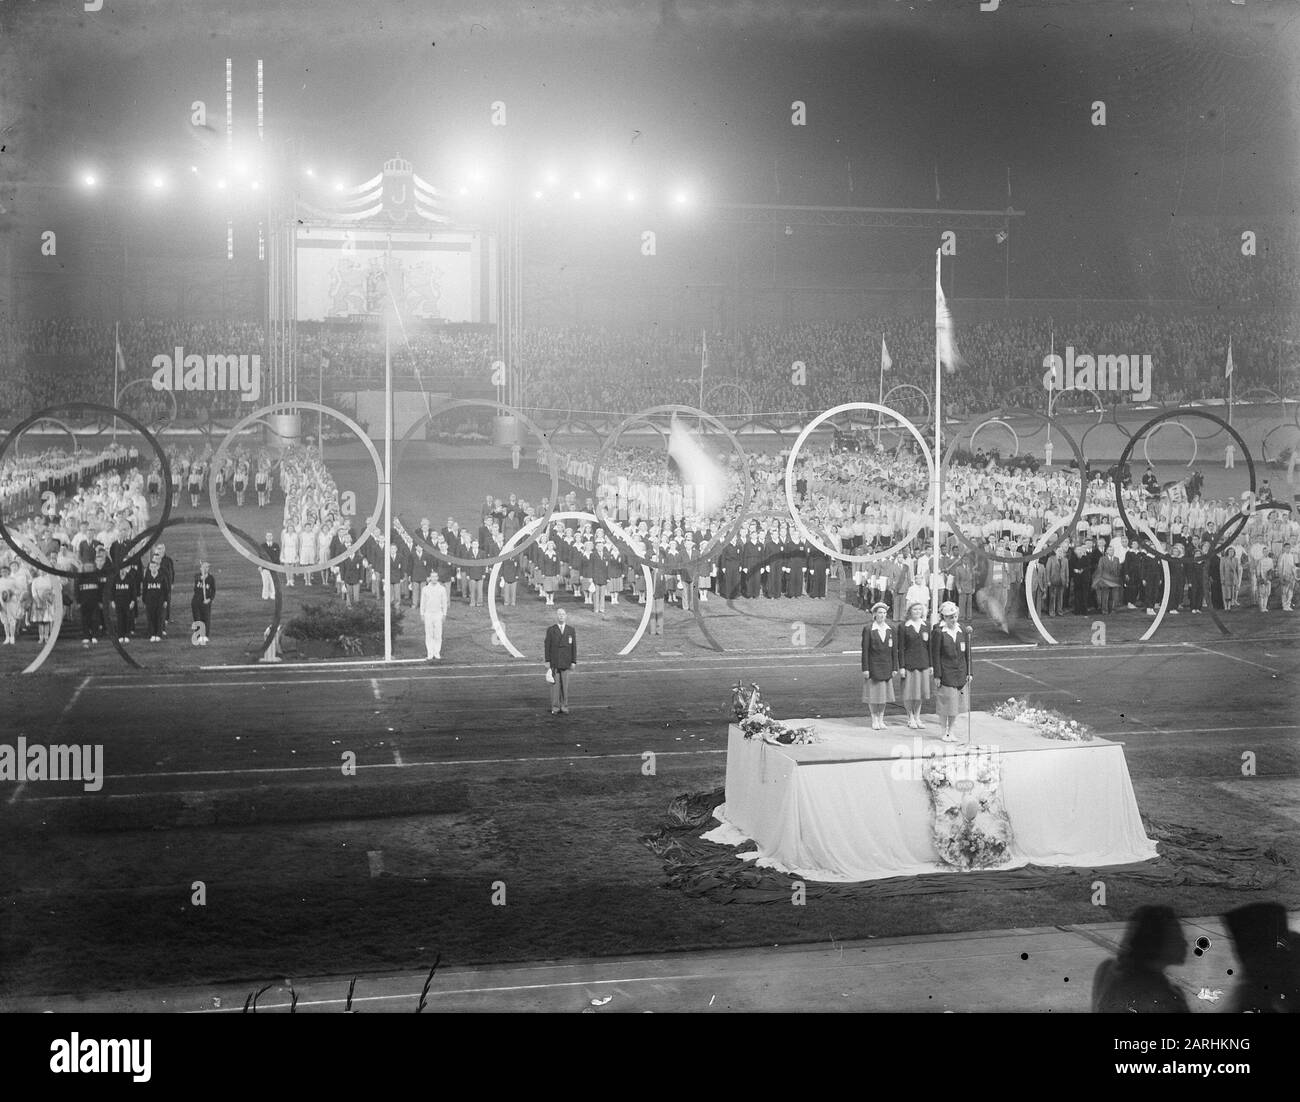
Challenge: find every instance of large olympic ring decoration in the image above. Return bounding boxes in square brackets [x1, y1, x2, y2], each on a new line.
[1260, 423, 1300, 467]
[3, 415, 81, 455]
[0, 403, 174, 579]
[1205, 502, 1295, 637]
[590, 405, 754, 576]
[939, 408, 1087, 566]
[784, 402, 934, 564]
[209, 401, 384, 577]
[1048, 385, 1105, 427]
[1115, 409, 1254, 569]
[19, 587, 65, 675]
[116, 377, 178, 432]
[1022, 517, 1171, 646]
[882, 383, 931, 424]
[106, 515, 284, 669]
[704, 381, 756, 419]
[486, 511, 653, 659]
[1142, 420, 1198, 468]
[396, 398, 559, 570]
[967, 417, 1020, 459]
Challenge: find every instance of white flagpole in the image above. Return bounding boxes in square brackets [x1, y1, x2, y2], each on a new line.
[932, 250, 942, 627]
[876, 335, 885, 447]
[112, 322, 120, 444]
[383, 258, 393, 663]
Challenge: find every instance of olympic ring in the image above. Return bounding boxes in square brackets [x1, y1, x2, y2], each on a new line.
[396, 398, 559, 570]
[1022, 517, 1170, 646]
[486, 510, 653, 658]
[1204, 502, 1294, 637]
[785, 402, 934, 564]
[940, 408, 1087, 566]
[1115, 409, 1255, 569]
[0, 403, 174, 580]
[19, 589, 64, 674]
[881, 383, 931, 424]
[1048, 386, 1105, 427]
[704, 382, 756, 419]
[209, 401, 383, 577]
[1142, 420, 1198, 468]
[1260, 423, 1300, 467]
[967, 417, 1020, 459]
[590, 404, 753, 576]
[116, 378, 178, 431]
[5, 415, 81, 455]
[105, 515, 284, 668]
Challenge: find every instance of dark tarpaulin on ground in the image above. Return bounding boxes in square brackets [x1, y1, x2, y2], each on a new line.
[640, 791, 1291, 904]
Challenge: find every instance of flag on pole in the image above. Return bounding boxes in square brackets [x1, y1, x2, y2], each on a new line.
[936, 249, 960, 372]
[881, 336, 892, 373]
[1224, 336, 1234, 378]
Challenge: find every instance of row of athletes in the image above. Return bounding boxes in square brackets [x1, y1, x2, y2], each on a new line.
[3, 544, 218, 646]
[149, 448, 278, 509]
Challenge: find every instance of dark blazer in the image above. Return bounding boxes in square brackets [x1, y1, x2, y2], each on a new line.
[895, 620, 933, 671]
[544, 623, 577, 670]
[861, 623, 896, 681]
[930, 624, 973, 688]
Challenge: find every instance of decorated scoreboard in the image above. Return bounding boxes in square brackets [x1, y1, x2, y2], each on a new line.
[293, 154, 497, 324]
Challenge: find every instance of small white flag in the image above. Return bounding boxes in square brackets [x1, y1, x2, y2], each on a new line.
[881, 336, 892, 373]
[1224, 336, 1234, 379]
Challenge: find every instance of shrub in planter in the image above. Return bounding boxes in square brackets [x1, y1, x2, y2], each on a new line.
[284, 600, 404, 645]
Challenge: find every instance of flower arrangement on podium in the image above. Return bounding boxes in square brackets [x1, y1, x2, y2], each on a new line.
[992, 697, 1093, 742]
[730, 681, 821, 746]
[921, 745, 1014, 871]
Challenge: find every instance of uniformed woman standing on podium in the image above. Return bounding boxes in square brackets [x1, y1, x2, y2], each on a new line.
[895, 600, 933, 730]
[929, 600, 973, 742]
[861, 602, 896, 730]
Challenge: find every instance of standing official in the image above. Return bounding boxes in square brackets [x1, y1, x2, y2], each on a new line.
[544, 606, 577, 715]
[419, 574, 449, 661]
[259, 531, 281, 600]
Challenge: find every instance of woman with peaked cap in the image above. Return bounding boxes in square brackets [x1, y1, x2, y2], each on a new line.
[895, 600, 933, 730]
[860, 602, 896, 730]
[929, 600, 972, 742]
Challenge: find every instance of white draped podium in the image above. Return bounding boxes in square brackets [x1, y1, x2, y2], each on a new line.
[704, 713, 1158, 882]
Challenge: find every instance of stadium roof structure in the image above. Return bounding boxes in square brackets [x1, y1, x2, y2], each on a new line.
[712, 204, 1025, 230]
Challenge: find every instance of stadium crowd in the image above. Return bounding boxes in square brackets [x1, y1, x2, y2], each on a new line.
[3, 306, 1296, 425]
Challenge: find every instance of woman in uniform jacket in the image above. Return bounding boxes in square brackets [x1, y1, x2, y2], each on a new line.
[860, 602, 896, 730]
[190, 561, 216, 645]
[929, 601, 972, 742]
[894, 601, 933, 730]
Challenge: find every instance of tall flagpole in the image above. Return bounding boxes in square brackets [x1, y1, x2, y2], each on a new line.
[876, 335, 884, 447]
[382, 265, 393, 663]
[932, 249, 942, 627]
[112, 322, 120, 444]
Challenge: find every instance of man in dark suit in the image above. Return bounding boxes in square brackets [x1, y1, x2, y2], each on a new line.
[544, 606, 577, 715]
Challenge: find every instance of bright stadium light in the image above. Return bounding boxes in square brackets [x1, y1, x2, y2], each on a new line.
[673, 189, 690, 206]
[148, 172, 167, 190]
[333, 179, 346, 192]
[533, 189, 544, 200]
[458, 185, 470, 196]
[189, 165, 199, 174]
[215, 178, 228, 191]
[304, 166, 315, 178]
[80, 172, 98, 189]
[572, 189, 582, 200]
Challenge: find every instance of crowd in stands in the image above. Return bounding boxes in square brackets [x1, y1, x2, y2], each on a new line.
[3, 305, 1297, 425]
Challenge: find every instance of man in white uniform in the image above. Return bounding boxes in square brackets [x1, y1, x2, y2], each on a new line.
[419, 574, 449, 661]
